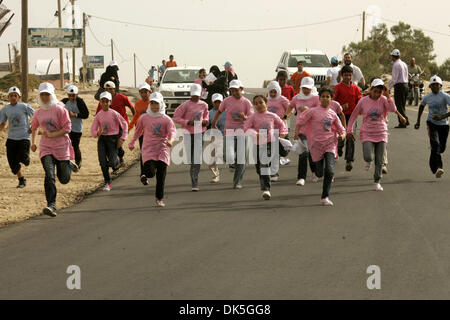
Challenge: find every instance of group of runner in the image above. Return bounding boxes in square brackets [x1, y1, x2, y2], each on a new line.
[1, 48, 450, 215]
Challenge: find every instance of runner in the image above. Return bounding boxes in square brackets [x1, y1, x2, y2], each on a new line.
[30, 82, 79, 217]
[207, 93, 226, 183]
[285, 77, 318, 186]
[129, 83, 152, 185]
[0, 86, 34, 188]
[91, 91, 128, 192]
[276, 70, 295, 101]
[173, 83, 209, 191]
[244, 95, 288, 200]
[62, 85, 89, 169]
[296, 87, 346, 206]
[347, 79, 406, 191]
[414, 75, 450, 178]
[290, 60, 311, 95]
[129, 92, 176, 207]
[212, 79, 254, 189]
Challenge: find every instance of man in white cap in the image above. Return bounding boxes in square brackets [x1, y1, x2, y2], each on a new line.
[173, 83, 209, 191]
[415, 75, 450, 178]
[212, 79, 254, 189]
[389, 49, 410, 128]
[0, 86, 35, 188]
[61, 84, 89, 169]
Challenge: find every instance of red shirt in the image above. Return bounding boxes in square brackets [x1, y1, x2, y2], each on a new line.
[96, 93, 134, 125]
[333, 82, 361, 115]
[281, 84, 295, 101]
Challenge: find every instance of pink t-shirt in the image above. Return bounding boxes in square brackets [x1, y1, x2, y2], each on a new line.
[31, 103, 74, 161]
[128, 114, 177, 165]
[267, 96, 290, 118]
[297, 107, 346, 162]
[347, 95, 397, 143]
[291, 95, 320, 135]
[172, 100, 209, 134]
[244, 111, 288, 144]
[219, 96, 254, 135]
[91, 109, 129, 140]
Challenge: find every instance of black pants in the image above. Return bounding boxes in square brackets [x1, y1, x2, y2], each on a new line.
[143, 160, 167, 200]
[255, 142, 272, 191]
[98, 135, 119, 184]
[118, 147, 125, 159]
[41, 155, 73, 209]
[338, 114, 355, 162]
[427, 121, 449, 174]
[69, 131, 82, 166]
[394, 83, 409, 125]
[139, 136, 144, 175]
[314, 152, 335, 199]
[6, 139, 30, 175]
[297, 134, 315, 180]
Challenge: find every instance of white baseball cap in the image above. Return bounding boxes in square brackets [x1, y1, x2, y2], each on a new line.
[8, 86, 21, 96]
[38, 82, 55, 94]
[300, 77, 315, 89]
[104, 81, 116, 89]
[67, 84, 78, 94]
[211, 93, 223, 102]
[229, 79, 243, 89]
[190, 83, 202, 97]
[99, 91, 112, 101]
[138, 83, 151, 91]
[429, 75, 443, 87]
[371, 78, 385, 87]
[391, 49, 400, 56]
[109, 61, 118, 67]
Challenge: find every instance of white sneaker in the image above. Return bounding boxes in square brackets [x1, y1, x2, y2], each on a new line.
[270, 175, 279, 182]
[103, 184, 111, 191]
[364, 161, 371, 171]
[280, 157, 290, 166]
[321, 197, 334, 206]
[155, 199, 165, 207]
[210, 176, 220, 183]
[262, 191, 271, 200]
[234, 184, 243, 189]
[296, 179, 305, 186]
[191, 187, 199, 192]
[311, 173, 319, 182]
[374, 183, 384, 191]
[436, 168, 444, 178]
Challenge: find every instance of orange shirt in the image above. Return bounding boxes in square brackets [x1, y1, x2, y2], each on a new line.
[129, 99, 150, 129]
[166, 61, 177, 68]
[290, 70, 311, 94]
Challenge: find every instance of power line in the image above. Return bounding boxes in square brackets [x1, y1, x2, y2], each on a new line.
[135, 54, 149, 74]
[112, 40, 132, 64]
[86, 20, 109, 47]
[86, 13, 361, 33]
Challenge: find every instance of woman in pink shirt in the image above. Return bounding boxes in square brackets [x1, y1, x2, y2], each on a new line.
[296, 87, 346, 206]
[244, 95, 287, 200]
[194, 68, 208, 100]
[129, 92, 176, 207]
[347, 79, 406, 191]
[173, 84, 209, 191]
[91, 91, 129, 192]
[31, 82, 79, 217]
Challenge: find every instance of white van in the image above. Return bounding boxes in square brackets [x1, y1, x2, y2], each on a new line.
[276, 50, 330, 87]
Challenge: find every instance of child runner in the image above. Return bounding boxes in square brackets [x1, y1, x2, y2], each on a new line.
[61, 85, 89, 169]
[244, 95, 288, 200]
[212, 79, 254, 189]
[208, 93, 226, 183]
[129, 83, 152, 185]
[347, 79, 406, 191]
[31, 82, 79, 217]
[414, 75, 450, 178]
[285, 77, 318, 186]
[296, 87, 346, 206]
[91, 91, 129, 192]
[290, 60, 311, 95]
[333, 65, 362, 171]
[173, 83, 209, 191]
[266, 80, 290, 172]
[129, 92, 176, 207]
[276, 70, 295, 101]
[96, 81, 134, 165]
[0, 86, 34, 188]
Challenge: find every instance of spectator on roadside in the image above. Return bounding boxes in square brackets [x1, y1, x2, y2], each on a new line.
[95, 61, 120, 100]
[326, 56, 340, 87]
[408, 58, 423, 76]
[166, 55, 177, 68]
[389, 49, 410, 128]
[222, 61, 238, 88]
[206, 65, 228, 108]
[337, 53, 365, 88]
[290, 60, 311, 95]
[158, 60, 166, 82]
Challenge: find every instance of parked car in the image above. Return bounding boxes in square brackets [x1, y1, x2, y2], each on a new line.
[158, 66, 201, 116]
[275, 50, 330, 87]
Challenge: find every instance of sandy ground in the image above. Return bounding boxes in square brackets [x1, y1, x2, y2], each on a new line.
[0, 86, 141, 227]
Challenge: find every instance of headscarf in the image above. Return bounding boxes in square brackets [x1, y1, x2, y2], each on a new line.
[224, 64, 235, 77]
[298, 77, 318, 100]
[267, 81, 281, 100]
[209, 65, 221, 78]
[147, 92, 167, 117]
[37, 83, 60, 110]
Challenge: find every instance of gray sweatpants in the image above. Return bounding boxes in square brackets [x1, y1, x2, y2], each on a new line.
[362, 141, 386, 183]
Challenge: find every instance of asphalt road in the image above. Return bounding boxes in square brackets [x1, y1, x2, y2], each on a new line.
[1, 105, 450, 299]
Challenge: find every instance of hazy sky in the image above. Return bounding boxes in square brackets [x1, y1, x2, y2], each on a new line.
[1, 0, 450, 88]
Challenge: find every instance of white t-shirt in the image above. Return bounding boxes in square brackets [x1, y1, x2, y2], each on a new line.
[339, 63, 364, 85]
[327, 66, 340, 86]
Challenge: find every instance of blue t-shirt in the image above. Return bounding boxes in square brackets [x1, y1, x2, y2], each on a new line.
[421, 91, 450, 126]
[209, 108, 226, 134]
[0, 102, 34, 140]
[64, 100, 83, 133]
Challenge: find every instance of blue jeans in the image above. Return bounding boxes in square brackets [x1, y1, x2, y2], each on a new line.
[184, 133, 203, 187]
[41, 155, 73, 209]
[224, 135, 248, 187]
[98, 135, 119, 184]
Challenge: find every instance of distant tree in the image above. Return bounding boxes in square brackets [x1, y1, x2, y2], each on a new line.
[439, 58, 450, 81]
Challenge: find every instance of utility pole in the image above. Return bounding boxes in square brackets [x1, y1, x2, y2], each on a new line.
[82, 12, 87, 86]
[7, 43, 12, 71]
[362, 11, 366, 42]
[71, 0, 75, 83]
[133, 53, 137, 88]
[57, 0, 64, 89]
[21, 0, 28, 102]
[110, 39, 114, 61]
